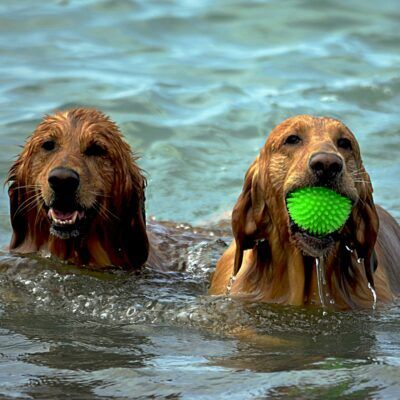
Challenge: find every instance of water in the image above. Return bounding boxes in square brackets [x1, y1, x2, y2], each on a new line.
[0, 0, 400, 398]
[315, 258, 327, 309]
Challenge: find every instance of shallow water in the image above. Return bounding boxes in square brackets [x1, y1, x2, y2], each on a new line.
[0, 0, 400, 398]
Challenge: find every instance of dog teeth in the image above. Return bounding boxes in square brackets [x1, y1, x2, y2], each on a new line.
[49, 209, 80, 226]
[54, 219, 74, 225]
[53, 218, 74, 225]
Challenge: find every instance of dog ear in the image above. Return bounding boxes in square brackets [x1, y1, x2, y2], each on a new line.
[6, 158, 29, 250]
[121, 170, 149, 269]
[231, 157, 270, 275]
[341, 166, 379, 289]
[353, 167, 379, 286]
[7, 182, 27, 249]
[108, 153, 149, 269]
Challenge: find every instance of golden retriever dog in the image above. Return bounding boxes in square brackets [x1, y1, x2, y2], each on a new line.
[209, 115, 400, 309]
[6, 108, 149, 269]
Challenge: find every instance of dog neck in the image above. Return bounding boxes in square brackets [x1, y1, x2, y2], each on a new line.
[231, 237, 377, 309]
[12, 222, 130, 269]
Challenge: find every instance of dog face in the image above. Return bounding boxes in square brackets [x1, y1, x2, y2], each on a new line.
[264, 115, 363, 256]
[27, 110, 130, 239]
[7, 109, 149, 268]
[232, 115, 377, 259]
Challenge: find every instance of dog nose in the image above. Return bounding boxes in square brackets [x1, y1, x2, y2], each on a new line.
[48, 167, 80, 194]
[309, 152, 343, 181]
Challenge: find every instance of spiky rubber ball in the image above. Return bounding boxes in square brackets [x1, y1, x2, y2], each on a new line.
[286, 187, 352, 236]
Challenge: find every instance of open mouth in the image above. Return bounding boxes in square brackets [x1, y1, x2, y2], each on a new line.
[285, 185, 352, 257]
[288, 219, 337, 257]
[47, 207, 86, 239]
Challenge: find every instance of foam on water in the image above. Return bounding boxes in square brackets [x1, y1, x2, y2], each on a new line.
[0, 245, 399, 398]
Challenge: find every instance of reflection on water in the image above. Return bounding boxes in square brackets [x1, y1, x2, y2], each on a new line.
[1, 221, 400, 398]
[0, 0, 400, 398]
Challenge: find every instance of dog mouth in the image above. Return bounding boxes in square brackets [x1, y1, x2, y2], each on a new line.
[285, 185, 351, 257]
[48, 209, 84, 226]
[47, 207, 86, 239]
[288, 219, 337, 257]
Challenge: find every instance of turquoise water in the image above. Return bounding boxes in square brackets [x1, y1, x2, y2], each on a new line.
[0, 0, 400, 398]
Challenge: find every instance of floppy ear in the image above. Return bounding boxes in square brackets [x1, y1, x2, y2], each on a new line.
[121, 171, 149, 269]
[6, 157, 29, 250]
[353, 167, 379, 286]
[231, 157, 270, 275]
[109, 156, 149, 269]
[341, 165, 379, 288]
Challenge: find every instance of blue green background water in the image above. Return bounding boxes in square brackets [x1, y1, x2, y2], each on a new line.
[0, 1, 400, 399]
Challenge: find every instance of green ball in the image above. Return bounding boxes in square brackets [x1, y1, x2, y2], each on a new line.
[286, 187, 352, 236]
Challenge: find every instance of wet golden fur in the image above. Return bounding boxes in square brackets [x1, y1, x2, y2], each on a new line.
[209, 115, 400, 309]
[6, 108, 149, 269]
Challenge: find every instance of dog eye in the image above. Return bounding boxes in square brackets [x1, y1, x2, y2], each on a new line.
[337, 138, 352, 151]
[41, 140, 56, 151]
[84, 143, 107, 157]
[284, 135, 302, 145]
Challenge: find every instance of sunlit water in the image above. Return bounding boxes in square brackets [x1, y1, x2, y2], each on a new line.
[0, 0, 400, 398]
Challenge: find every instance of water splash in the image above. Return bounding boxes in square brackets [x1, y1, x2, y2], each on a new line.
[345, 245, 376, 310]
[345, 245, 354, 253]
[225, 275, 236, 296]
[315, 258, 327, 314]
[368, 282, 377, 310]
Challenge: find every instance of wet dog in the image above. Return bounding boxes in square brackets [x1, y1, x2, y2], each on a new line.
[209, 115, 400, 309]
[7, 109, 149, 269]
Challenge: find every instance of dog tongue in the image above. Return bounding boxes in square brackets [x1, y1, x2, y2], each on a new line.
[53, 208, 76, 220]
[49, 209, 78, 221]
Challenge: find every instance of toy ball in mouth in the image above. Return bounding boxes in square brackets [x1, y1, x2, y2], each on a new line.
[286, 187, 352, 236]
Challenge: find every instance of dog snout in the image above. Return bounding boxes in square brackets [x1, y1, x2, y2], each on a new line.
[48, 167, 80, 194]
[309, 152, 343, 181]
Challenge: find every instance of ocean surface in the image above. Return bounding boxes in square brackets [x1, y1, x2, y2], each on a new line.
[0, 0, 400, 398]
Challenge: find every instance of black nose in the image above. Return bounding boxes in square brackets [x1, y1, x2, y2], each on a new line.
[48, 167, 80, 194]
[309, 152, 343, 181]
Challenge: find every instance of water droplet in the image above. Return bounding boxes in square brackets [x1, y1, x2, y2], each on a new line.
[315, 258, 327, 307]
[345, 245, 354, 253]
[226, 275, 236, 296]
[368, 282, 377, 310]
[126, 306, 137, 317]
